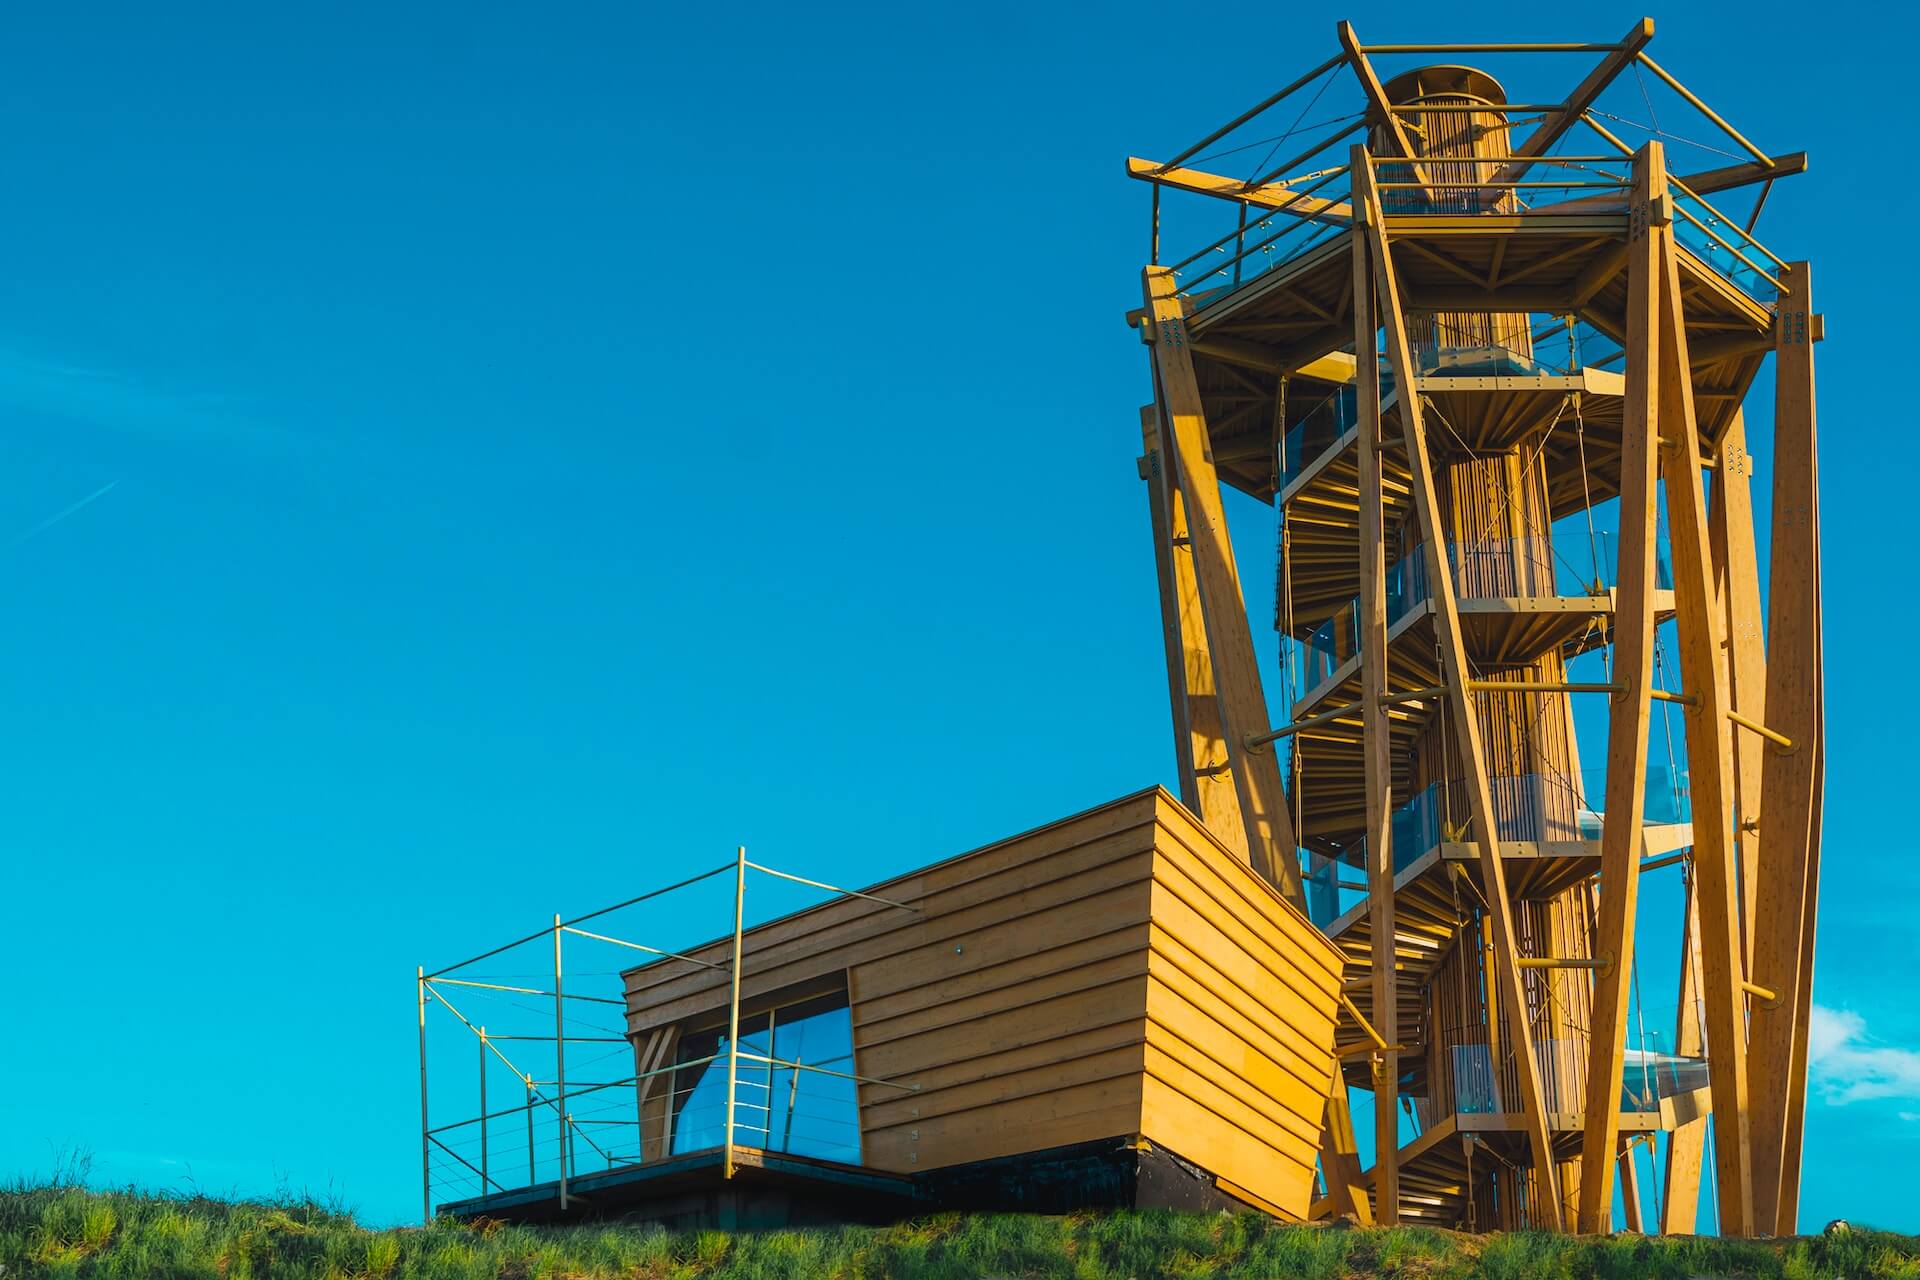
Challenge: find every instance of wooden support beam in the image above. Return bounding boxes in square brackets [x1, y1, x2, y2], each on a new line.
[1352, 149, 1562, 1228]
[1570, 241, 1631, 307]
[1709, 412, 1767, 964]
[1140, 407, 1251, 857]
[1319, 1074, 1375, 1224]
[1126, 158, 1354, 225]
[1674, 152, 1808, 198]
[1576, 143, 1665, 1234]
[1337, 23, 1431, 189]
[1619, 1135, 1647, 1233]
[1661, 876, 1709, 1234]
[1489, 19, 1656, 191]
[1351, 206, 1397, 1225]
[1143, 266, 1306, 905]
[1749, 262, 1824, 1235]
[1655, 166, 1754, 1237]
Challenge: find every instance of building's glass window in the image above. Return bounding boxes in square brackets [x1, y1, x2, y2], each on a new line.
[668, 987, 860, 1165]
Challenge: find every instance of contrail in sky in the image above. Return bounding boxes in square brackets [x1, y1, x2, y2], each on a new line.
[10, 479, 120, 546]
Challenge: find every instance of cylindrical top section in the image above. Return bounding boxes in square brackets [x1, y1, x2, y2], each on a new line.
[1372, 64, 1513, 162]
[1369, 65, 1535, 378]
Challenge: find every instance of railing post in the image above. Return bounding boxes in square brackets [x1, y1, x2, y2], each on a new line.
[478, 1026, 488, 1200]
[524, 1076, 536, 1187]
[723, 845, 747, 1178]
[553, 914, 568, 1211]
[417, 967, 431, 1225]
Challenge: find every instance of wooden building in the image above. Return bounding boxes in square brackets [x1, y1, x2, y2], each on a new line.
[615, 789, 1346, 1222]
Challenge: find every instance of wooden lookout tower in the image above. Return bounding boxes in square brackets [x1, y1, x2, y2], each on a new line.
[1129, 19, 1822, 1233]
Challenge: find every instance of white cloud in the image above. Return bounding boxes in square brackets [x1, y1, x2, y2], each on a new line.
[1809, 1005, 1920, 1107]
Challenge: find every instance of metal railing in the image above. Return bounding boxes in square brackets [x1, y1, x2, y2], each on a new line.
[413, 846, 921, 1223]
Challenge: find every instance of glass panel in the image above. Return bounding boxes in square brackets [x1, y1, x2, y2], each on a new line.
[768, 997, 862, 1164]
[1670, 186, 1780, 304]
[668, 991, 862, 1164]
[1453, 1043, 1498, 1114]
[1279, 385, 1356, 491]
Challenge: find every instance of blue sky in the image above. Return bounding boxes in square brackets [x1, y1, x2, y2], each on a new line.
[0, 0, 1911, 1233]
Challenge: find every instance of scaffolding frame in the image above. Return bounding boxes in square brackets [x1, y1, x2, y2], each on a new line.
[414, 846, 921, 1224]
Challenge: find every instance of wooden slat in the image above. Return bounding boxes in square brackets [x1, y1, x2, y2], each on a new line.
[1576, 142, 1664, 1233]
[1144, 265, 1306, 902]
[1748, 262, 1823, 1235]
[1142, 1077, 1319, 1221]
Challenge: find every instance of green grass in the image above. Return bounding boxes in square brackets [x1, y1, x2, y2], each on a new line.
[3, 1179, 1917, 1279]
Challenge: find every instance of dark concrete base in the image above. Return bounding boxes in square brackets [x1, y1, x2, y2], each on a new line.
[442, 1137, 1268, 1229]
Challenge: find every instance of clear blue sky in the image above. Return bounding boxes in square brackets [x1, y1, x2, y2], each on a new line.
[0, 0, 1909, 1233]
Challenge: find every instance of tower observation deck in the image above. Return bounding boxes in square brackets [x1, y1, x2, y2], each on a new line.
[1129, 18, 1822, 1234]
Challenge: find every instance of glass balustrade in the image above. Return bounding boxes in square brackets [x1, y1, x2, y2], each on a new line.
[1283, 536, 1674, 697]
[1448, 1030, 1707, 1119]
[1299, 763, 1690, 929]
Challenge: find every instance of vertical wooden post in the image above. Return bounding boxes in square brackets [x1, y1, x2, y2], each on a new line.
[1350, 161, 1397, 1224]
[1576, 142, 1665, 1233]
[1661, 875, 1707, 1234]
[1619, 1137, 1646, 1232]
[1655, 182, 1753, 1239]
[1749, 262, 1824, 1235]
[1141, 266, 1305, 903]
[1318, 1074, 1374, 1224]
[1352, 149, 1562, 1227]
[1140, 405, 1252, 857]
[1710, 412, 1768, 965]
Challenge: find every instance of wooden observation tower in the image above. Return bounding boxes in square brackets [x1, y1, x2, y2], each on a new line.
[1130, 19, 1822, 1233]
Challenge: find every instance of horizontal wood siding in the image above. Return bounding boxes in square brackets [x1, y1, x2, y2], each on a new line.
[623, 791, 1166, 1176]
[620, 789, 1346, 1210]
[1141, 803, 1346, 1220]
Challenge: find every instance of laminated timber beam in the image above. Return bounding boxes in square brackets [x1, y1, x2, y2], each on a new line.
[1710, 411, 1768, 963]
[1486, 18, 1657, 193]
[1125, 158, 1354, 226]
[1655, 165, 1755, 1236]
[1140, 406, 1250, 858]
[1338, 23, 1432, 191]
[1662, 876, 1710, 1234]
[1142, 265, 1306, 904]
[1352, 147, 1563, 1229]
[1749, 262, 1825, 1235]
[1576, 143, 1666, 1234]
[1351, 216, 1397, 1224]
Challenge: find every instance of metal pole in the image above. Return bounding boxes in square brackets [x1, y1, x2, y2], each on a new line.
[417, 967, 431, 1225]
[525, 1078, 536, 1186]
[553, 914, 568, 1211]
[478, 1026, 488, 1201]
[723, 845, 747, 1178]
[1149, 186, 1160, 266]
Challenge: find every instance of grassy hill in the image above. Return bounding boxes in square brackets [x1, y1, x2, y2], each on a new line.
[4, 1181, 1918, 1279]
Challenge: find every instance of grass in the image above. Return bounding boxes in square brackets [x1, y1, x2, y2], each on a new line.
[2, 1178, 1918, 1279]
